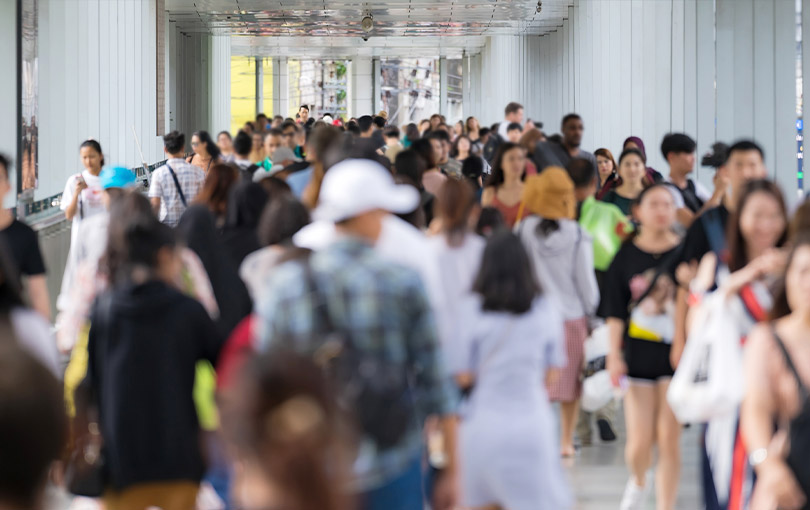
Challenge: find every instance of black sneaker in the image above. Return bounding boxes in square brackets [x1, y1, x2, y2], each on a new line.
[597, 418, 617, 442]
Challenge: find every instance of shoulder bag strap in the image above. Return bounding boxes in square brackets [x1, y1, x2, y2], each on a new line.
[700, 208, 726, 258]
[571, 225, 589, 317]
[771, 325, 810, 403]
[165, 163, 188, 208]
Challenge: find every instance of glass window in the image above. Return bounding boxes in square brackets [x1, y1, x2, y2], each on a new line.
[380, 58, 441, 128]
[288, 60, 349, 120]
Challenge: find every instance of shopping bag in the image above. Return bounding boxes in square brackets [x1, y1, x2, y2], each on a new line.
[667, 292, 744, 424]
[581, 325, 612, 412]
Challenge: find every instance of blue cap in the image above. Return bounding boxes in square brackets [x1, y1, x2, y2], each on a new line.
[99, 166, 137, 190]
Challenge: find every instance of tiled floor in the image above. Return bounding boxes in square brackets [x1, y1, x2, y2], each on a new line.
[567, 419, 702, 510]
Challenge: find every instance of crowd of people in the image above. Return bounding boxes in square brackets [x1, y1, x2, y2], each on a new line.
[1, 100, 809, 510]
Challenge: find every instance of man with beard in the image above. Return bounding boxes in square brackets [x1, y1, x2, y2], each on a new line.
[532, 113, 597, 173]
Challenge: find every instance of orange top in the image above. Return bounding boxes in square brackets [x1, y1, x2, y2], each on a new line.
[492, 194, 522, 228]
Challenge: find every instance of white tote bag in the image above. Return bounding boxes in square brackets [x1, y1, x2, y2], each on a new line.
[667, 292, 745, 424]
[581, 324, 613, 412]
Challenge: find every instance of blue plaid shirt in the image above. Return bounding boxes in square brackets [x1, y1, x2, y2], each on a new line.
[255, 237, 455, 490]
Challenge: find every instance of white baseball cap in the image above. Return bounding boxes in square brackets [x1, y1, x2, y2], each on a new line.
[313, 158, 420, 222]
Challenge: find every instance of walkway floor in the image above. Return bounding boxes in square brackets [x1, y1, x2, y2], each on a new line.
[567, 420, 702, 509]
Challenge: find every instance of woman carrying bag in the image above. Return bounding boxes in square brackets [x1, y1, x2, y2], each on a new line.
[515, 167, 599, 457]
[741, 235, 810, 510]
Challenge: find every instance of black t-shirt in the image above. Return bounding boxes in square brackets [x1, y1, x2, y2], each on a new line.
[680, 205, 730, 265]
[0, 219, 46, 276]
[603, 242, 680, 323]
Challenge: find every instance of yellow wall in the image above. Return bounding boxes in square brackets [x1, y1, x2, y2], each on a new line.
[230, 57, 274, 135]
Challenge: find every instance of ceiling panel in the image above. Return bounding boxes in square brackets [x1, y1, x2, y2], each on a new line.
[167, 0, 572, 57]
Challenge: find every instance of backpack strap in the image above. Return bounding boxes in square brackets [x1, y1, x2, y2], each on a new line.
[770, 325, 810, 403]
[165, 162, 188, 208]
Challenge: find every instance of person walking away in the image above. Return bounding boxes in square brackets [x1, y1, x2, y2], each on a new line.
[59, 140, 108, 312]
[600, 148, 649, 218]
[255, 159, 459, 510]
[741, 236, 810, 510]
[188, 131, 222, 174]
[219, 350, 355, 510]
[0, 344, 66, 510]
[232, 131, 257, 176]
[0, 154, 50, 320]
[690, 180, 788, 510]
[220, 181, 268, 267]
[604, 184, 683, 510]
[566, 158, 630, 444]
[427, 179, 486, 365]
[452, 231, 572, 510]
[149, 131, 205, 227]
[194, 163, 239, 228]
[532, 114, 597, 172]
[84, 203, 224, 510]
[481, 143, 526, 229]
[516, 168, 600, 456]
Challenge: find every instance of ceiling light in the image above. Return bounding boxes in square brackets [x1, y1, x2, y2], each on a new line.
[361, 14, 373, 33]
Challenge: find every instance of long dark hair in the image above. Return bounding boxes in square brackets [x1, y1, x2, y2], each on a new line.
[727, 179, 788, 272]
[473, 230, 540, 314]
[485, 142, 525, 188]
[102, 192, 173, 286]
[434, 179, 476, 247]
[411, 138, 437, 170]
[80, 139, 104, 167]
[395, 149, 427, 189]
[219, 349, 354, 510]
[450, 135, 471, 159]
[622, 183, 675, 244]
[771, 235, 810, 320]
[195, 163, 239, 216]
[193, 130, 221, 160]
[405, 123, 420, 143]
[616, 147, 650, 188]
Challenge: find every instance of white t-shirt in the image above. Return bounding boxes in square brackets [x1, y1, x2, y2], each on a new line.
[58, 171, 106, 311]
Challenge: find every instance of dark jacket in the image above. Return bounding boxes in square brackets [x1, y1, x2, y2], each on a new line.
[86, 280, 224, 490]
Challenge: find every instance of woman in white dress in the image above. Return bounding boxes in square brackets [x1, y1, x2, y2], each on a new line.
[452, 231, 572, 510]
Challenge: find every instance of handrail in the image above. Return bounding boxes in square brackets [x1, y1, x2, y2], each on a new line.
[22, 159, 168, 228]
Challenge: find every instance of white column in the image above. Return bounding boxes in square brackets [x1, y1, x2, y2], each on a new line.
[210, 35, 231, 136]
[372, 57, 382, 115]
[462, 54, 471, 121]
[0, 0, 17, 207]
[439, 56, 448, 117]
[273, 58, 289, 118]
[351, 56, 374, 118]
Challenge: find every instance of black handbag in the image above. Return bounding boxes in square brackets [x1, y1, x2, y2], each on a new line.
[771, 327, 810, 508]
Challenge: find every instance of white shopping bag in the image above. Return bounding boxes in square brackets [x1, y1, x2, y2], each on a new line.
[667, 292, 745, 424]
[581, 325, 613, 412]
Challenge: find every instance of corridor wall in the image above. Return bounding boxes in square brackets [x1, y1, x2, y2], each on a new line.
[470, 0, 800, 199]
[37, 0, 164, 201]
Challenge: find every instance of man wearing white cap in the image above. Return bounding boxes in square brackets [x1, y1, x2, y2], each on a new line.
[254, 159, 458, 510]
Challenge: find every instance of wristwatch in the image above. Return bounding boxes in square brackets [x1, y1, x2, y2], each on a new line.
[748, 447, 768, 468]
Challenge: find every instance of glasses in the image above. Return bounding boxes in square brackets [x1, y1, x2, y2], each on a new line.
[191, 142, 200, 147]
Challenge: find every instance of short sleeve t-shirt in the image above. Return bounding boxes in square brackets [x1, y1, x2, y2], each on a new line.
[603, 242, 679, 340]
[0, 219, 46, 276]
[61, 171, 106, 224]
[603, 241, 680, 380]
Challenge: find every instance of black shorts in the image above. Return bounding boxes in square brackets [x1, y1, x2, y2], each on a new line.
[624, 337, 674, 382]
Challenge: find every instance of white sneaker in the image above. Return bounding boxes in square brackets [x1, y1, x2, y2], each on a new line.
[619, 477, 649, 510]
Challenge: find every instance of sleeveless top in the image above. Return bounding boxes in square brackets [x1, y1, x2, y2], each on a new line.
[492, 194, 522, 228]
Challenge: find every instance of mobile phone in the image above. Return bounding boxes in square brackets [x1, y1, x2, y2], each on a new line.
[76, 175, 86, 186]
